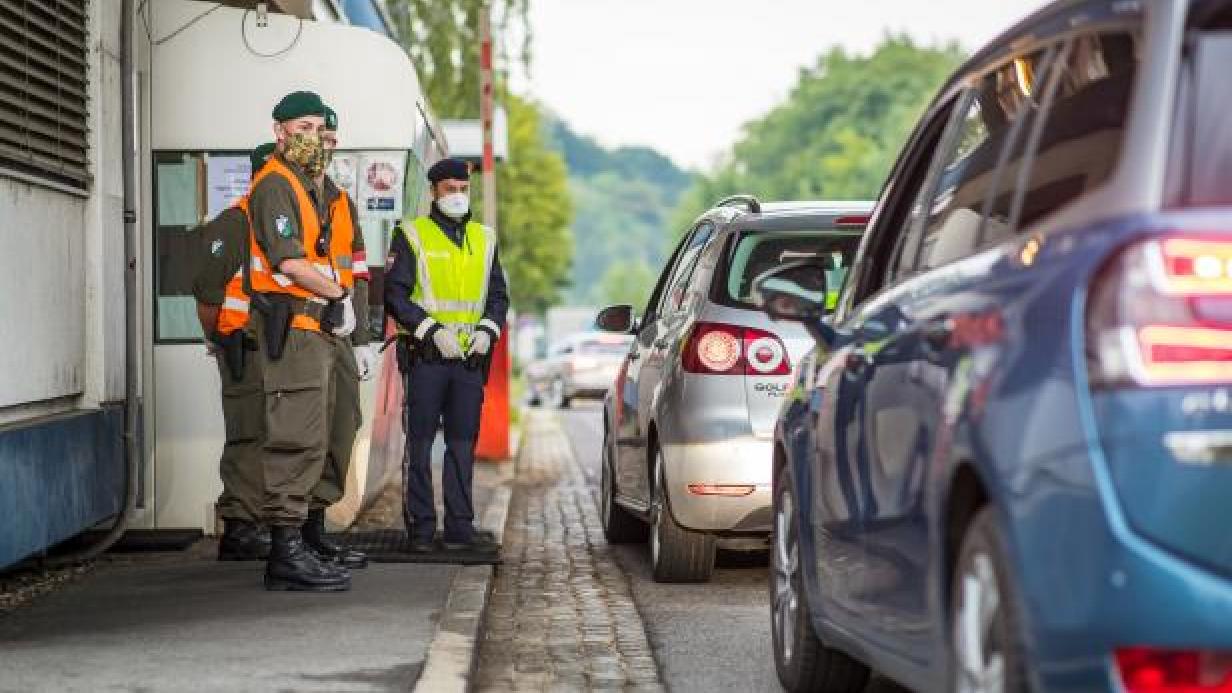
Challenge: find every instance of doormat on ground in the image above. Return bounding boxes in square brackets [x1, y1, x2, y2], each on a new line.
[328, 530, 502, 566]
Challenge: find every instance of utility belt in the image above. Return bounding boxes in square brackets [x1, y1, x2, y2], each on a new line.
[250, 292, 348, 360]
[214, 329, 259, 381]
[386, 333, 490, 377]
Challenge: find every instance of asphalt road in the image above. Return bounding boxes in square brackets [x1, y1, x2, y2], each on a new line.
[555, 401, 911, 693]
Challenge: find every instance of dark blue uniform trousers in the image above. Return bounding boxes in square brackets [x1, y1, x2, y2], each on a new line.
[402, 360, 486, 543]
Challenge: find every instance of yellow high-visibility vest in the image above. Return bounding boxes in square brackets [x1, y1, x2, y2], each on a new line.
[396, 216, 497, 350]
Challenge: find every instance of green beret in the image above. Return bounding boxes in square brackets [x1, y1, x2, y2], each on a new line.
[324, 106, 338, 131]
[427, 158, 471, 183]
[271, 90, 326, 122]
[250, 142, 276, 177]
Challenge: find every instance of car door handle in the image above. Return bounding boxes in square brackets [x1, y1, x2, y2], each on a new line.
[628, 352, 642, 362]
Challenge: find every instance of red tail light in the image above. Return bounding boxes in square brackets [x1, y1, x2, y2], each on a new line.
[1115, 647, 1232, 692]
[682, 322, 790, 376]
[1088, 236, 1232, 387]
[834, 214, 871, 228]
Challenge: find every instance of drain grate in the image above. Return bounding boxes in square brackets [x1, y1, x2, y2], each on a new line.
[328, 530, 502, 565]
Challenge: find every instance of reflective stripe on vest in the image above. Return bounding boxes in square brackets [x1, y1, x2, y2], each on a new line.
[396, 216, 496, 350]
[329, 189, 358, 289]
[216, 196, 252, 336]
[246, 157, 328, 331]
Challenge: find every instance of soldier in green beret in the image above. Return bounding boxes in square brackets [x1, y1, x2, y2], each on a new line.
[247, 90, 357, 592]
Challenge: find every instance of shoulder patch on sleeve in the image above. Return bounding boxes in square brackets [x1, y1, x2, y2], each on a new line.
[210, 239, 224, 256]
[275, 214, 292, 238]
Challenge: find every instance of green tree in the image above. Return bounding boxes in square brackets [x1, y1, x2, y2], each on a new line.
[386, 0, 529, 117]
[483, 95, 573, 313]
[672, 36, 964, 232]
[387, 1, 574, 314]
[598, 260, 656, 308]
[543, 115, 692, 305]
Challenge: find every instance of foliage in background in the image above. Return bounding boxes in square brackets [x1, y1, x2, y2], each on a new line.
[489, 96, 573, 313]
[671, 36, 964, 234]
[386, 0, 530, 117]
[388, 0, 573, 314]
[543, 116, 692, 308]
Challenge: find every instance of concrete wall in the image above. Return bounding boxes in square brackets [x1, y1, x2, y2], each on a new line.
[0, 1, 127, 424]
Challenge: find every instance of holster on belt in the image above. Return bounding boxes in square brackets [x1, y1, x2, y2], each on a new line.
[251, 292, 292, 360]
[214, 330, 250, 381]
[318, 298, 345, 335]
[393, 334, 414, 376]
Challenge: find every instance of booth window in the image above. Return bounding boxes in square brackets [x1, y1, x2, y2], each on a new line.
[153, 151, 253, 343]
[0, 0, 91, 191]
[154, 152, 207, 343]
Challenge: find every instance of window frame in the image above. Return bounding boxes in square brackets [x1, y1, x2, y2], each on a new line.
[841, 93, 963, 314]
[151, 150, 215, 345]
[659, 221, 716, 316]
[902, 42, 1063, 278]
[641, 219, 708, 326]
[1004, 26, 1142, 232]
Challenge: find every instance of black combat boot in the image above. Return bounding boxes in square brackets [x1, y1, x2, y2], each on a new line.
[264, 526, 351, 592]
[303, 508, 368, 569]
[218, 519, 270, 561]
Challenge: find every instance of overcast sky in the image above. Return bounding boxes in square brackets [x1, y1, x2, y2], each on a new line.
[510, 1, 1049, 170]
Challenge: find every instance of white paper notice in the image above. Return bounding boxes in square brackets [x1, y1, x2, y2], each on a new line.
[206, 155, 252, 219]
[358, 152, 406, 218]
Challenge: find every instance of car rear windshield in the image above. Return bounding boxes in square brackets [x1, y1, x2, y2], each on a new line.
[720, 230, 862, 309]
[1171, 8, 1232, 206]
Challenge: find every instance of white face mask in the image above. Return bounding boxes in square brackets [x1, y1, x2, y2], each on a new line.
[437, 192, 470, 219]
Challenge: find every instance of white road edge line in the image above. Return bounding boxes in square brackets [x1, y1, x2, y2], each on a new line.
[412, 482, 513, 693]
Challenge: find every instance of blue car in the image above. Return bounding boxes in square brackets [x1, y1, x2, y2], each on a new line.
[757, 1, 1232, 691]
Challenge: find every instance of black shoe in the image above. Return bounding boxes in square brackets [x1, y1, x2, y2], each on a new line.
[303, 508, 368, 569]
[218, 519, 270, 561]
[442, 530, 500, 556]
[264, 526, 351, 592]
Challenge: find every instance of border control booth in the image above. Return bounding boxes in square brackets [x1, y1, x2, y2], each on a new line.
[140, 0, 444, 534]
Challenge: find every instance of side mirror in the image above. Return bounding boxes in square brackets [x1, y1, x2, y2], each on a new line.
[752, 261, 835, 346]
[596, 304, 636, 334]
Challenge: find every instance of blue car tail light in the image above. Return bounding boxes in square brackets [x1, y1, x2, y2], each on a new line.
[1115, 647, 1232, 692]
[1088, 236, 1232, 387]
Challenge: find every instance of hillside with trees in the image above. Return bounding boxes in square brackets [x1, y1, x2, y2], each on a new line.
[543, 118, 693, 307]
[672, 36, 964, 232]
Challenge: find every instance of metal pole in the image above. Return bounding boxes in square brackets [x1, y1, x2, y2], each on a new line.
[479, 3, 496, 229]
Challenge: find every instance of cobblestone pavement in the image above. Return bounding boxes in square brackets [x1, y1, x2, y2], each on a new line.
[476, 411, 664, 692]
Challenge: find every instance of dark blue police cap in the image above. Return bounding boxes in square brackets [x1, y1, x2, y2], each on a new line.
[427, 158, 471, 184]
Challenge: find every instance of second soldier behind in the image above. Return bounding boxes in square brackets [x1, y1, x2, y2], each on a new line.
[191, 143, 276, 561]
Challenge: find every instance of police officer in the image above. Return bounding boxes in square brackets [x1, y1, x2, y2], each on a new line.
[248, 90, 356, 591]
[191, 143, 276, 561]
[295, 105, 372, 570]
[384, 158, 509, 555]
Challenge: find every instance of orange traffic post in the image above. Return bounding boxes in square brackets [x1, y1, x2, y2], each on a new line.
[476, 330, 511, 460]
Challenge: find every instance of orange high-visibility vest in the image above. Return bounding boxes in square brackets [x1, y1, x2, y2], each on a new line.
[327, 189, 363, 290]
[247, 157, 332, 332]
[216, 197, 253, 336]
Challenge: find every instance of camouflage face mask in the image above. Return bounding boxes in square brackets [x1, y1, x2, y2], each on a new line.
[284, 132, 326, 178]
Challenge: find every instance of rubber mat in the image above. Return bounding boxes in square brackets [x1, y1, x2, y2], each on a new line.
[328, 530, 502, 565]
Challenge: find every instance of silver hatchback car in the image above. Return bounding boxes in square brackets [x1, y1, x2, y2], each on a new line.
[596, 196, 871, 582]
